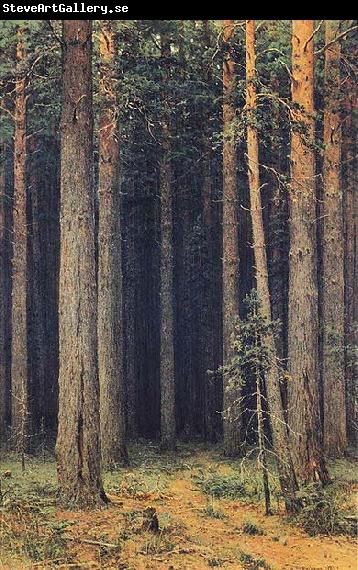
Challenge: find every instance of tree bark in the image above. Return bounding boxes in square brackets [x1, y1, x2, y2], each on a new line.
[287, 20, 329, 484]
[343, 76, 357, 448]
[222, 20, 241, 455]
[11, 28, 29, 452]
[98, 20, 128, 467]
[55, 20, 106, 507]
[159, 32, 176, 451]
[322, 20, 347, 457]
[0, 134, 7, 445]
[246, 20, 300, 513]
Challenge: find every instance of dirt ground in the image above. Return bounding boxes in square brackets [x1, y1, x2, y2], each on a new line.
[0, 445, 356, 569]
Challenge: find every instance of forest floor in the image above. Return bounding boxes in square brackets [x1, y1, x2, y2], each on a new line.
[0, 443, 356, 570]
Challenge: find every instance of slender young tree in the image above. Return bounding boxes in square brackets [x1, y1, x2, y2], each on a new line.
[11, 27, 29, 452]
[287, 20, 329, 484]
[322, 20, 347, 457]
[159, 30, 176, 451]
[98, 20, 128, 467]
[55, 20, 106, 507]
[222, 19, 241, 455]
[246, 19, 299, 513]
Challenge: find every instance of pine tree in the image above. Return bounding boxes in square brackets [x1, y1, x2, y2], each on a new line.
[246, 19, 299, 513]
[222, 19, 241, 455]
[98, 20, 128, 467]
[55, 20, 106, 507]
[322, 20, 346, 457]
[287, 20, 329, 484]
[11, 27, 28, 453]
[159, 29, 176, 451]
[0, 132, 7, 445]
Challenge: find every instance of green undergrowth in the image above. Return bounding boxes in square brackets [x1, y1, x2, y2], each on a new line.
[293, 481, 357, 537]
[193, 465, 279, 505]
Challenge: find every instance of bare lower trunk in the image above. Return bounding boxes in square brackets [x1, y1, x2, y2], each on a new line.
[98, 20, 128, 467]
[322, 20, 346, 457]
[287, 20, 328, 484]
[55, 20, 106, 507]
[222, 20, 241, 455]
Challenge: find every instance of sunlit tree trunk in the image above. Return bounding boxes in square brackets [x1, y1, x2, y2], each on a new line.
[98, 20, 128, 467]
[287, 20, 329, 484]
[55, 20, 106, 507]
[246, 19, 299, 513]
[222, 19, 241, 455]
[322, 20, 346, 457]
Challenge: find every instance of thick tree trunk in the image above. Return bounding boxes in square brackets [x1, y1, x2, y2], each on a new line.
[322, 21, 347, 457]
[11, 28, 29, 452]
[98, 20, 128, 467]
[222, 20, 241, 455]
[160, 33, 176, 451]
[55, 20, 106, 507]
[287, 20, 329, 484]
[343, 78, 357, 448]
[246, 20, 299, 513]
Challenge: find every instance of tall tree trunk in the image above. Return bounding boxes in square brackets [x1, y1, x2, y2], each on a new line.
[55, 20, 106, 507]
[159, 32, 176, 451]
[246, 19, 299, 513]
[0, 134, 7, 445]
[11, 28, 29, 453]
[98, 20, 128, 467]
[343, 77, 357, 448]
[222, 19, 241, 455]
[322, 20, 347, 457]
[287, 20, 329, 484]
